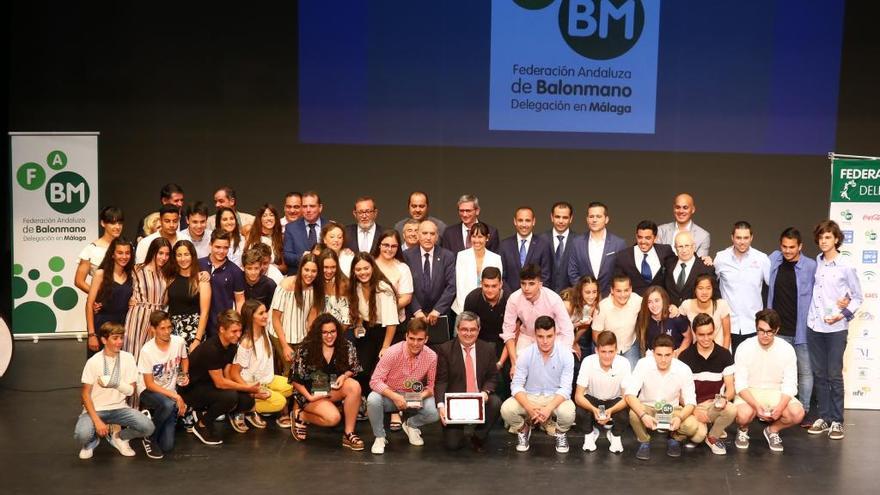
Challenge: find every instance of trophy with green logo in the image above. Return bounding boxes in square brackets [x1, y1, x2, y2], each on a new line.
[654, 400, 674, 431]
[311, 370, 330, 398]
[403, 379, 424, 408]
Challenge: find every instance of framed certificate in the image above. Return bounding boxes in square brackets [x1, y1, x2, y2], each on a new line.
[445, 393, 485, 424]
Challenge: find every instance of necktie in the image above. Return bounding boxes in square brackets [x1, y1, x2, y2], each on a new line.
[641, 253, 652, 282]
[676, 262, 687, 290]
[519, 239, 527, 266]
[307, 223, 317, 247]
[423, 253, 432, 288]
[361, 229, 370, 252]
[555, 235, 564, 265]
[465, 229, 471, 249]
[464, 345, 477, 393]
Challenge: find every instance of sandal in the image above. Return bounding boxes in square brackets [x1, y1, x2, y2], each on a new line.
[342, 432, 365, 451]
[389, 419, 403, 432]
[246, 412, 267, 429]
[276, 413, 292, 429]
[291, 408, 307, 441]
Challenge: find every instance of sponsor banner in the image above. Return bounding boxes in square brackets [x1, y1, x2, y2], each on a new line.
[10, 133, 99, 334]
[489, 0, 661, 134]
[831, 157, 880, 409]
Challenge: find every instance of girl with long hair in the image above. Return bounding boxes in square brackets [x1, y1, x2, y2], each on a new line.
[636, 285, 692, 357]
[215, 207, 245, 267]
[167, 240, 211, 351]
[85, 236, 134, 357]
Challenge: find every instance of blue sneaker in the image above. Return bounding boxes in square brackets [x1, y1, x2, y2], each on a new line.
[636, 442, 651, 460]
[667, 438, 682, 457]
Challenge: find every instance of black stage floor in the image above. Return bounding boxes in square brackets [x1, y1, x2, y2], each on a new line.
[0, 340, 875, 495]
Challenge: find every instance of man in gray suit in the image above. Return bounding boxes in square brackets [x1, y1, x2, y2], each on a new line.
[540, 201, 576, 293]
[657, 193, 711, 258]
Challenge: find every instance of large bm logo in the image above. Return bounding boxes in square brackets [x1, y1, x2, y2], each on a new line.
[516, 0, 646, 60]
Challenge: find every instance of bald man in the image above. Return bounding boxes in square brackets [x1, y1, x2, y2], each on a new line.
[657, 194, 711, 258]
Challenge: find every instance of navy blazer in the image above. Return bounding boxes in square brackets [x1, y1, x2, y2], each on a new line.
[614, 243, 676, 296]
[282, 217, 328, 271]
[343, 223, 384, 254]
[498, 234, 552, 290]
[440, 221, 501, 254]
[567, 231, 628, 296]
[662, 256, 717, 306]
[404, 246, 457, 316]
[539, 229, 578, 293]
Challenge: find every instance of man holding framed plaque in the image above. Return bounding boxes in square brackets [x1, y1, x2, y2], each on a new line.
[732, 309, 805, 452]
[435, 311, 501, 452]
[500, 316, 576, 454]
[367, 318, 439, 455]
[573, 330, 631, 454]
[624, 334, 700, 460]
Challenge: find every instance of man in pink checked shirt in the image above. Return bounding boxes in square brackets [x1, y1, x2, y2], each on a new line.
[502, 264, 576, 373]
[367, 318, 439, 455]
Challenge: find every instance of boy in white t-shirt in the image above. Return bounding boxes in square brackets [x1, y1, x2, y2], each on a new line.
[138, 311, 189, 459]
[74, 322, 154, 460]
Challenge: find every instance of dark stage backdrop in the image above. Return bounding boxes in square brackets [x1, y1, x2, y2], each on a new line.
[5, 2, 880, 319]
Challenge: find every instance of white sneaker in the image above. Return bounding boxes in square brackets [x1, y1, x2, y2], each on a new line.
[371, 437, 388, 455]
[401, 421, 424, 446]
[582, 428, 599, 452]
[78, 438, 99, 459]
[108, 430, 136, 457]
[607, 430, 624, 453]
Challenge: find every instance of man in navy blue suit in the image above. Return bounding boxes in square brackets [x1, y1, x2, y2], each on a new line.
[440, 194, 500, 254]
[539, 201, 576, 293]
[614, 220, 675, 297]
[567, 202, 627, 296]
[345, 196, 383, 254]
[499, 206, 552, 290]
[282, 190, 327, 271]
[403, 220, 457, 325]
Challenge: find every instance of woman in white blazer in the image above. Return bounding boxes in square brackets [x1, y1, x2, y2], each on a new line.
[453, 222, 503, 314]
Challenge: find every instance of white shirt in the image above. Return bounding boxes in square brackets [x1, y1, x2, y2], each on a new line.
[81, 351, 138, 411]
[588, 230, 607, 276]
[576, 354, 631, 400]
[419, 247, 435, 274]
[516, 233, 533, 259]
[135, 232, 163, 264]
[552, 229, 570, 254]
[234, 335, 275, 384]
[78, 242, 108, 277]
[452, 248, 503, 314]
[672, 256, 696, 284]
[713, 246, 770, 335]
[591, 294, 643, 353]
[358, 224, 377, 253]
[356, 281, 399, 326]
[733, 336, 798, 397]
[178, 228, 213, 259]
[624, 357, 697, 405]
[633, 245, 661, 279]
[137, 336, 188, 394]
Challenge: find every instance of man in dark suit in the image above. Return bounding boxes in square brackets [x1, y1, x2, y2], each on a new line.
[345, 196, 383, 254]
[539, 201, 577, 293]
[499, 206, 552, 290]
[614, 220, 675, 296]
[403, 220, 457, 325]
[282, 190, 327, 271]
[440, 194, 500, 253]
[663, 231, 717, 306]
[435, 311, 501, 451]
[567, 201, 628, 296]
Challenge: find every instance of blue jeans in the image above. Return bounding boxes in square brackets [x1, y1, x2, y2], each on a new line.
[366, 391, 439, 438]
[139, 390, 179, 452]
[808, 328, 847, 423]
[74, 407, 155, 448]
[778, 335, 813, 413]
[621, 344, 640, 370]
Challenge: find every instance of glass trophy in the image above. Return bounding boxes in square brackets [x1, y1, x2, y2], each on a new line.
[403, 379, 424, 408]
[311, 370, 330, 397]
[330, 373, 340, 389]
[598, 405, 607, 421]
[655, 400, 674, 431]
[713, 393, 725, 409]
[175, 364, 189, 387]
[354, 324, 366, 338]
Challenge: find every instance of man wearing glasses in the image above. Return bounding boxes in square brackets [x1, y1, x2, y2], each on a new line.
[440, 194, 500, 253]
[345, 196, 384, 254]
[732, 309, 805, 452]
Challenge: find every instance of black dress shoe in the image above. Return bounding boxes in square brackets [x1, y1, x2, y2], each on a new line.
[471, 435, 486, 453]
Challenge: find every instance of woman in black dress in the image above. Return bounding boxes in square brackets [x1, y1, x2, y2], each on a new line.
[85, 237, 134, 358]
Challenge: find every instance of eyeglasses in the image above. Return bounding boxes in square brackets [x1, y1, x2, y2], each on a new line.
[321, 330, 338, 336]
[355, 209, 375, 216]
[756, 328, 777, 335]
[380, 243, 399, 249]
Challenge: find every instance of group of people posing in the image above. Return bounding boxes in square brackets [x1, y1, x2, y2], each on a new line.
[73, 185, 863, 461]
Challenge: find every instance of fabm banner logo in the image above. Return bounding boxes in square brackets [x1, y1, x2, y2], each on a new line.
[515, 0, 646, 60]
[16, 150, 90, 214]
